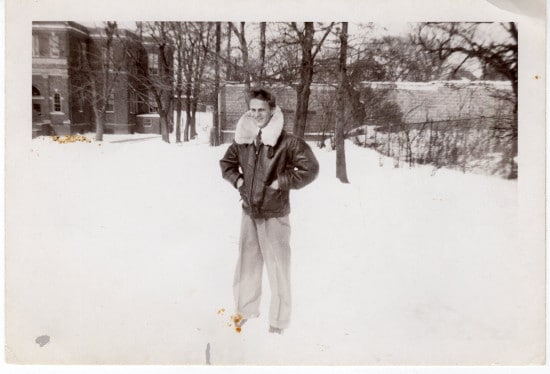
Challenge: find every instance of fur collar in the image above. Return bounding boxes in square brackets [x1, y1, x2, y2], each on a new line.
[234, 106, 284, 147]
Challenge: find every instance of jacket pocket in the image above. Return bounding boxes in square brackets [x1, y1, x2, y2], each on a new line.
[262, 185, 281, 211]
[238, 184, 249, 207]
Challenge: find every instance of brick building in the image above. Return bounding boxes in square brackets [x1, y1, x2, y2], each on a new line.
[32, 22, 89, 136]
[218, 83, 331, 142]
[362, 80, 513, 124]
[32, 21, 165, 137]
[217, 81, 514, 142]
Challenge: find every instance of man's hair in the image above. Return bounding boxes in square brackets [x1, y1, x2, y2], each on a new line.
[249, 88, 276, 109]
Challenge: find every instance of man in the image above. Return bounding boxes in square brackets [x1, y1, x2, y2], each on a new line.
[220, 88, 319, 334]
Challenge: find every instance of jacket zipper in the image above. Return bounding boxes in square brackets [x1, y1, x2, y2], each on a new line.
[249, 144, 261, 210]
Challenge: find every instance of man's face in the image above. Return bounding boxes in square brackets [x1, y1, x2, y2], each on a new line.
[249, 98, 273, 129]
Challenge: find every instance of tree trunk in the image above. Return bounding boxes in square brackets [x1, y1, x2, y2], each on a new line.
[240, 22, 250, 94]
[80, 41, 103, 142]
[508, 110, 518, 179]
[98, 71, 109, 142]
[231, 22, 251, 105]
[97, 23, 116, 142]
[157, 89, 170, 143]
[184, 111, 191, 142]
[184, 93, 192, 142]
[95, 109, 105, 141]
[509, 23, 518, 178]
[159, 108, 170, 143]
[226, 22, 232, 81]
[98, 83, 107, 142]
[259, 22, 266, 85]
[175, 93, 182, 143]
[167, 98, 174, 134]
[211, 22, 221, 146]
[509, 81, 518, 178]
[174, 23, 186, 143]
[190, 99, 198, 139]
[294, 80, 311, 139]
[427, 122, 433, 163]
[157, 28, 171, 143]
[293, 23, 314, 139]
[335, 22, 349, 183]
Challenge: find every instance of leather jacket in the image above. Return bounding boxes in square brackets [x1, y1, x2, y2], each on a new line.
[220, 131, 319, 218]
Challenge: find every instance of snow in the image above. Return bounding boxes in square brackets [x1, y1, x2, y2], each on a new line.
[6, 131, 541, 365]
[136, 113, 160, 118]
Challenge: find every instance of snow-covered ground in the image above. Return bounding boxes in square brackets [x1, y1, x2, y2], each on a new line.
[5, 132, 543, 365]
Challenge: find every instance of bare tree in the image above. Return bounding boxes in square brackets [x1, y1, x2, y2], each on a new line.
[258, 22, 267, 85]
[74, 22, 121, 141]
[211, 21, 222, 146]
[141, 21, 174, 143]
[287, 22, 334, 138]
[265, 37, 301, 86]
[414, 22, 517, 177]
[370, 35, 449, 81]
[415, 23, 517, 99]
[178, 22, 213, 141]
[229, 22, 252, 103]
[225, 23, 233, 81]
[268, 23, 335, 137]
[312, 89, 336, 148]
[170, 22, 185, 143]
[335, 22, 349, 183]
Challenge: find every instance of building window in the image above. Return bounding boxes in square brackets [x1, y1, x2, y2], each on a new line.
[32, 86, 41, 97]
[50, 33, 60, 58]
[33, 86, 43, 121]
[33, 103, 42, 116]
[38, 34, 49, 57]
[53, 93, 61, 112]
[106, 93, 114, 113]
[148, 93, 158, 113]
[32, 103, 42, 122]
[32, 35, 40, 57]
[148, 53, 158, 75]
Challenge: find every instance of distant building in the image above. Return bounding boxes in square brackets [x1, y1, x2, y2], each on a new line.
[218, 83, 329, 142]
[359, 80, 513, 124]
[217, 81, 514, 143]
[32, 21, 166, 137]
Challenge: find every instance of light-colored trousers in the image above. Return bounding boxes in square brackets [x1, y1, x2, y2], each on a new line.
[233, 212, 292, 329]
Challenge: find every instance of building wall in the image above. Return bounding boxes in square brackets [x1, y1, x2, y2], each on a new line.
[135, 115, 161, 134]
[32, 21, 157, 137]
[219, 84, 327, 143]
[374, 81, 514, 125]
[218, 82, 514, 143]
[67, 24, 93, 127]
[32, 75, 51, 124]
[31, 73, 71, 128]
[32, 22, 74, 130]
[47, 75, 70, 124]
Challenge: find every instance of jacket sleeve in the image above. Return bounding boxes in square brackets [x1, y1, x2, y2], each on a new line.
[219, 141, 243, 188]
[278, 138, 319, 190]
